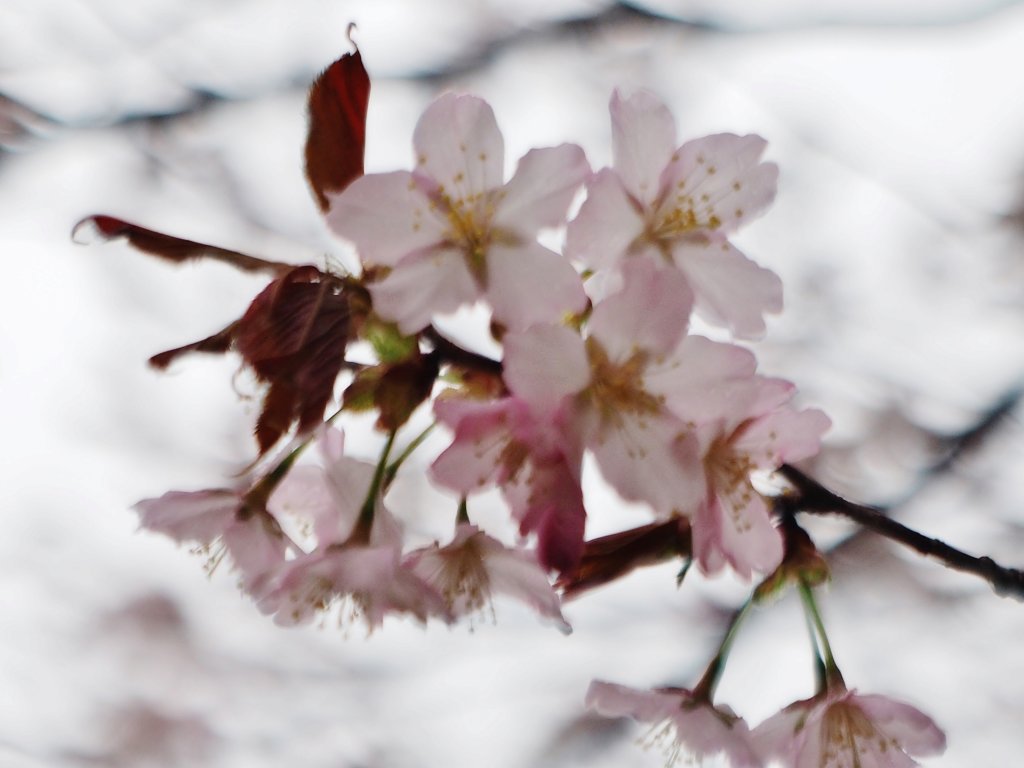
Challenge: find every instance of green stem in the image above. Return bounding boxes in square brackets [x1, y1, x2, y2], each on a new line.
[692, 598, 754, 702]
[383, 423, 436, 490]
[351, 430, 397, 542]
[798, 580, 844, 691]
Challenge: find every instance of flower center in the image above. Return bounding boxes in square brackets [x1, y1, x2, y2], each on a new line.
[703, 434, 757, 523]
[583, 337, 664, 432]
[435, 186, 514, 286]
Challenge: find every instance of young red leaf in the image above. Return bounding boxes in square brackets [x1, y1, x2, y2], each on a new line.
[305, 45, 371, 212]
[234, 266, 351, 453]
[72, 215, 292, 275]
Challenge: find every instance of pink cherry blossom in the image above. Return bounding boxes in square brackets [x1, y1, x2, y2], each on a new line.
[586, 681, 761, 767]
[405, 522, 570, 633]
[691, 383, 832, 578]
[753, 687, 946, 768]
[133, 488, 287, 595]
[566, 89, 782, 338]
[430, 394, 587, 573]
[503, 258, 759, 520]
[327, 92, 589, 334]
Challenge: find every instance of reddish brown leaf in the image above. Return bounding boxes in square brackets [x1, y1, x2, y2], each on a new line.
[72, 215, 292, 275]
[305, 46, 371, 212]
[149, 322, 238, 370]
[234, 267, 351, 453]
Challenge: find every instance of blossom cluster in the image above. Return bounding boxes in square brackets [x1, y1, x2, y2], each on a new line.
[94, 45, 946, 768]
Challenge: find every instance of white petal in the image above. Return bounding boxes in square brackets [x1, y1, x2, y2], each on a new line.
[564, 168, 644, 271]
[326, 171, 444, 267]
[660, 133, 778, 234]
[646, 335, 759, 424]
[671, 237, 783, 339]
[503, 324, 590, 414]
[694, 490, 783, 578]
[493, 144, 590, 234]
[586, 409, 704, 517]
[855, 693, 947, 757]
[585, 681, 678, 722]
[133, 489, 238, 544]
[485, 241, 587, 332]
[733, 407, 831, 470]
[587, 257, 691, 360]
[481, 537, 571, 632]
[610, 89, 677, 206]
[369, 247, 479, 335]
[413, 93, 504, 197]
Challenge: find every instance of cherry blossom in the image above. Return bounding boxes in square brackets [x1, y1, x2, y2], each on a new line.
[691, 383, 832, 578]
[134, 488, 288, 595]
[257, 428, 449, 630]
[586, 681, 761, 767]
[430, 394, 586, 572]
[566, 89, 782, 338]
[327, 92, 589, 334]
[753, 687, 946, 768]
[405, 522, 571, 633]
[503, 258, 760, 520]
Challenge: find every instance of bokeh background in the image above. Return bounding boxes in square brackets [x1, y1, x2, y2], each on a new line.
[4, 1, 1024, 765]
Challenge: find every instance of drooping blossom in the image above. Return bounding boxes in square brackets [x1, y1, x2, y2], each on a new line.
[566, 89, 781, 338]
[405, 522, 571, 633]
[134, 488, 288, 596]
[430, 394, 586, 573]
[586, 681, 761, 767]
[327, 92, 589, 334]
[691, 382, 832, 578]
[753, 686, 946, 768]
[503, 258, 759, 521]
[257, 428, 449, 630]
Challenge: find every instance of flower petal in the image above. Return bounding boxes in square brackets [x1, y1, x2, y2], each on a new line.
[485, 241, 587, 332]
[369, 247, 479, 335]
[413, 93, 504, 197]
[671, 237, 783, 339]
[503, 324, 590, 414]
[564, 168, 644, 271]
[430, 398, 519, 495]
[587, 257, 692, 360]
[693, 491, 783, 578]
[133, 489, 239, 544]
[493, 144, 590, 234]
[479, 535, 571, 632]
[660, 133, 778, 235]
[732, 407, 831, 470]
[855, 693, 947, 757]
[610, 89, 677, 206]
[326, 170, 444, 267]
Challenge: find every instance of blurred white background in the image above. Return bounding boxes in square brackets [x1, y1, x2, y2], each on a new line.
[3, 1, 1024, 765]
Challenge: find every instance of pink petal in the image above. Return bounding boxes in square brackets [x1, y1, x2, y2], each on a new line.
[671, 237, 783, 339]
[133, 489, 238, 544]
[493, 144, 590, 234]
[326, 170, 444, 267]
[693, 491, 783, 578]
[478, 535, 571, 633]
[221, 514, 288, 595]
[504, 457, 587, 574]
[645, 335, 758, 424]
[732, 407, 831, 470]
[503, 324, 590, 414]
[413, 93, 504, 197]
[855, 693, 947, 757]
[584, 409, 705, 517]
[660, 133, 778, 235]
[586, 681, 678, 722]
[267, 464, 337, 541]
[610, 89, 677, 206]
[430, 399, 518, 495]
[587, 257, 692, 360]
[369, 246, 479, 335]
[564, 168, 644, 271]
[484, 241, 587, 332]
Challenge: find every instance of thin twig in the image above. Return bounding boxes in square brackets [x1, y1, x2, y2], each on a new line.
[779, 464, 1024, 601]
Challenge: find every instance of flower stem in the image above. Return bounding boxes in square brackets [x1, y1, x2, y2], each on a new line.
[352, 429, 397, 542]
[692, 598, 754, 702]
[383, 423, 436, 490]
[798, 579, 844, 691]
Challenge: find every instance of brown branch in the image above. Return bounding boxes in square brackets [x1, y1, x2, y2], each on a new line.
[778, 464, 1024, 601]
